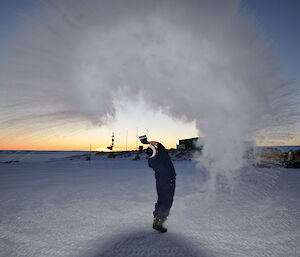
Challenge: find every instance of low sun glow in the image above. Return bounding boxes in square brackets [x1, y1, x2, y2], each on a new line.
[93, 148, 112, 152]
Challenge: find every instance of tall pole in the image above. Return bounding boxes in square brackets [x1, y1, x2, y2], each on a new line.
[126, 130, 128, 151]
[89, 144, 91, 165]
[136, 127, 138, 151]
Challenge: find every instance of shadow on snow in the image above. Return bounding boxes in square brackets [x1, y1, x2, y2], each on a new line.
[87, 230, 213, 257]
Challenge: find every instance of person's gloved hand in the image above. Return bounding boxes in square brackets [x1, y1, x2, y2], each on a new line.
[139, 135, 149, 144]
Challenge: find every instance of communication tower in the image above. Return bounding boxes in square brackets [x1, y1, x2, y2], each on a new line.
[107, 132, 115, 151]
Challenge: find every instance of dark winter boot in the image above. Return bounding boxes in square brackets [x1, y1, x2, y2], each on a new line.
[152, 216, 167, 233]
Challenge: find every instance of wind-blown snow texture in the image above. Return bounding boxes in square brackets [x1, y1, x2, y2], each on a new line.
[0, 153, 299, 257]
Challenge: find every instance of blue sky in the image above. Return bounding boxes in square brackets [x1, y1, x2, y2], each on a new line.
[242, 0, 300, 83]
[0, 1, 35, 46]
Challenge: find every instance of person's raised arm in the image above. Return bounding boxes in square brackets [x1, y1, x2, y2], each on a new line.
[148, 142, 166, 153]
[148, 141, 159, 146]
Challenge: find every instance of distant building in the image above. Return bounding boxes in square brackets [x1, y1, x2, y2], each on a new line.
[177, 137, 203, 151]
[176, 144, 186, 151]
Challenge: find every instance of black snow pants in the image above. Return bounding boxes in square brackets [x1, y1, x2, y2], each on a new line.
[153, 179, 176, 220]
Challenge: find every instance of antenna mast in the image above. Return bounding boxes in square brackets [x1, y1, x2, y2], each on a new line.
[107, 132, 115, 151]
[136, 127, 138, 151]
[126, 130, 128, 151]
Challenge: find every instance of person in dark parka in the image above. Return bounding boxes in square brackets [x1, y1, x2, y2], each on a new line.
[147, 141, 176, 233]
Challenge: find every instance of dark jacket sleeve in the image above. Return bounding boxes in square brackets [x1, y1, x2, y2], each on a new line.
[157, 143, 167, 153]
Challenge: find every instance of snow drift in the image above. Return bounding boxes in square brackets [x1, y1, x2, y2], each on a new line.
[0, 156, 299, 257]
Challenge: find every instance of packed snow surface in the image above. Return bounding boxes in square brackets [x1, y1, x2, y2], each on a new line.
[0, 152, 299, 257]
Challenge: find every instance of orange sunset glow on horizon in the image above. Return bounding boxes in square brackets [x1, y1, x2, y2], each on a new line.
[1, 98, 300, 152]
[0, 101, 200, 151]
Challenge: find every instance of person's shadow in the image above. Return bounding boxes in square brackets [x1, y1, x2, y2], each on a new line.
[88, 230, 213, 257]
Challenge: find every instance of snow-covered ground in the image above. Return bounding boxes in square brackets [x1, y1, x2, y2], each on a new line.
[0, 152, 299, 257]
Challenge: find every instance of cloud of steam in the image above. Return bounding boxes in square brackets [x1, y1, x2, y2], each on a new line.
[0, 0, 299, 178]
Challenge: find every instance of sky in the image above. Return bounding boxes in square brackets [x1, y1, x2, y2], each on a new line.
[0, 0, 299, 151]
[242, 0, 300, 82]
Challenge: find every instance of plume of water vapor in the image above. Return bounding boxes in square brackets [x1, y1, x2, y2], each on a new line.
[0, 0, 299, 190]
